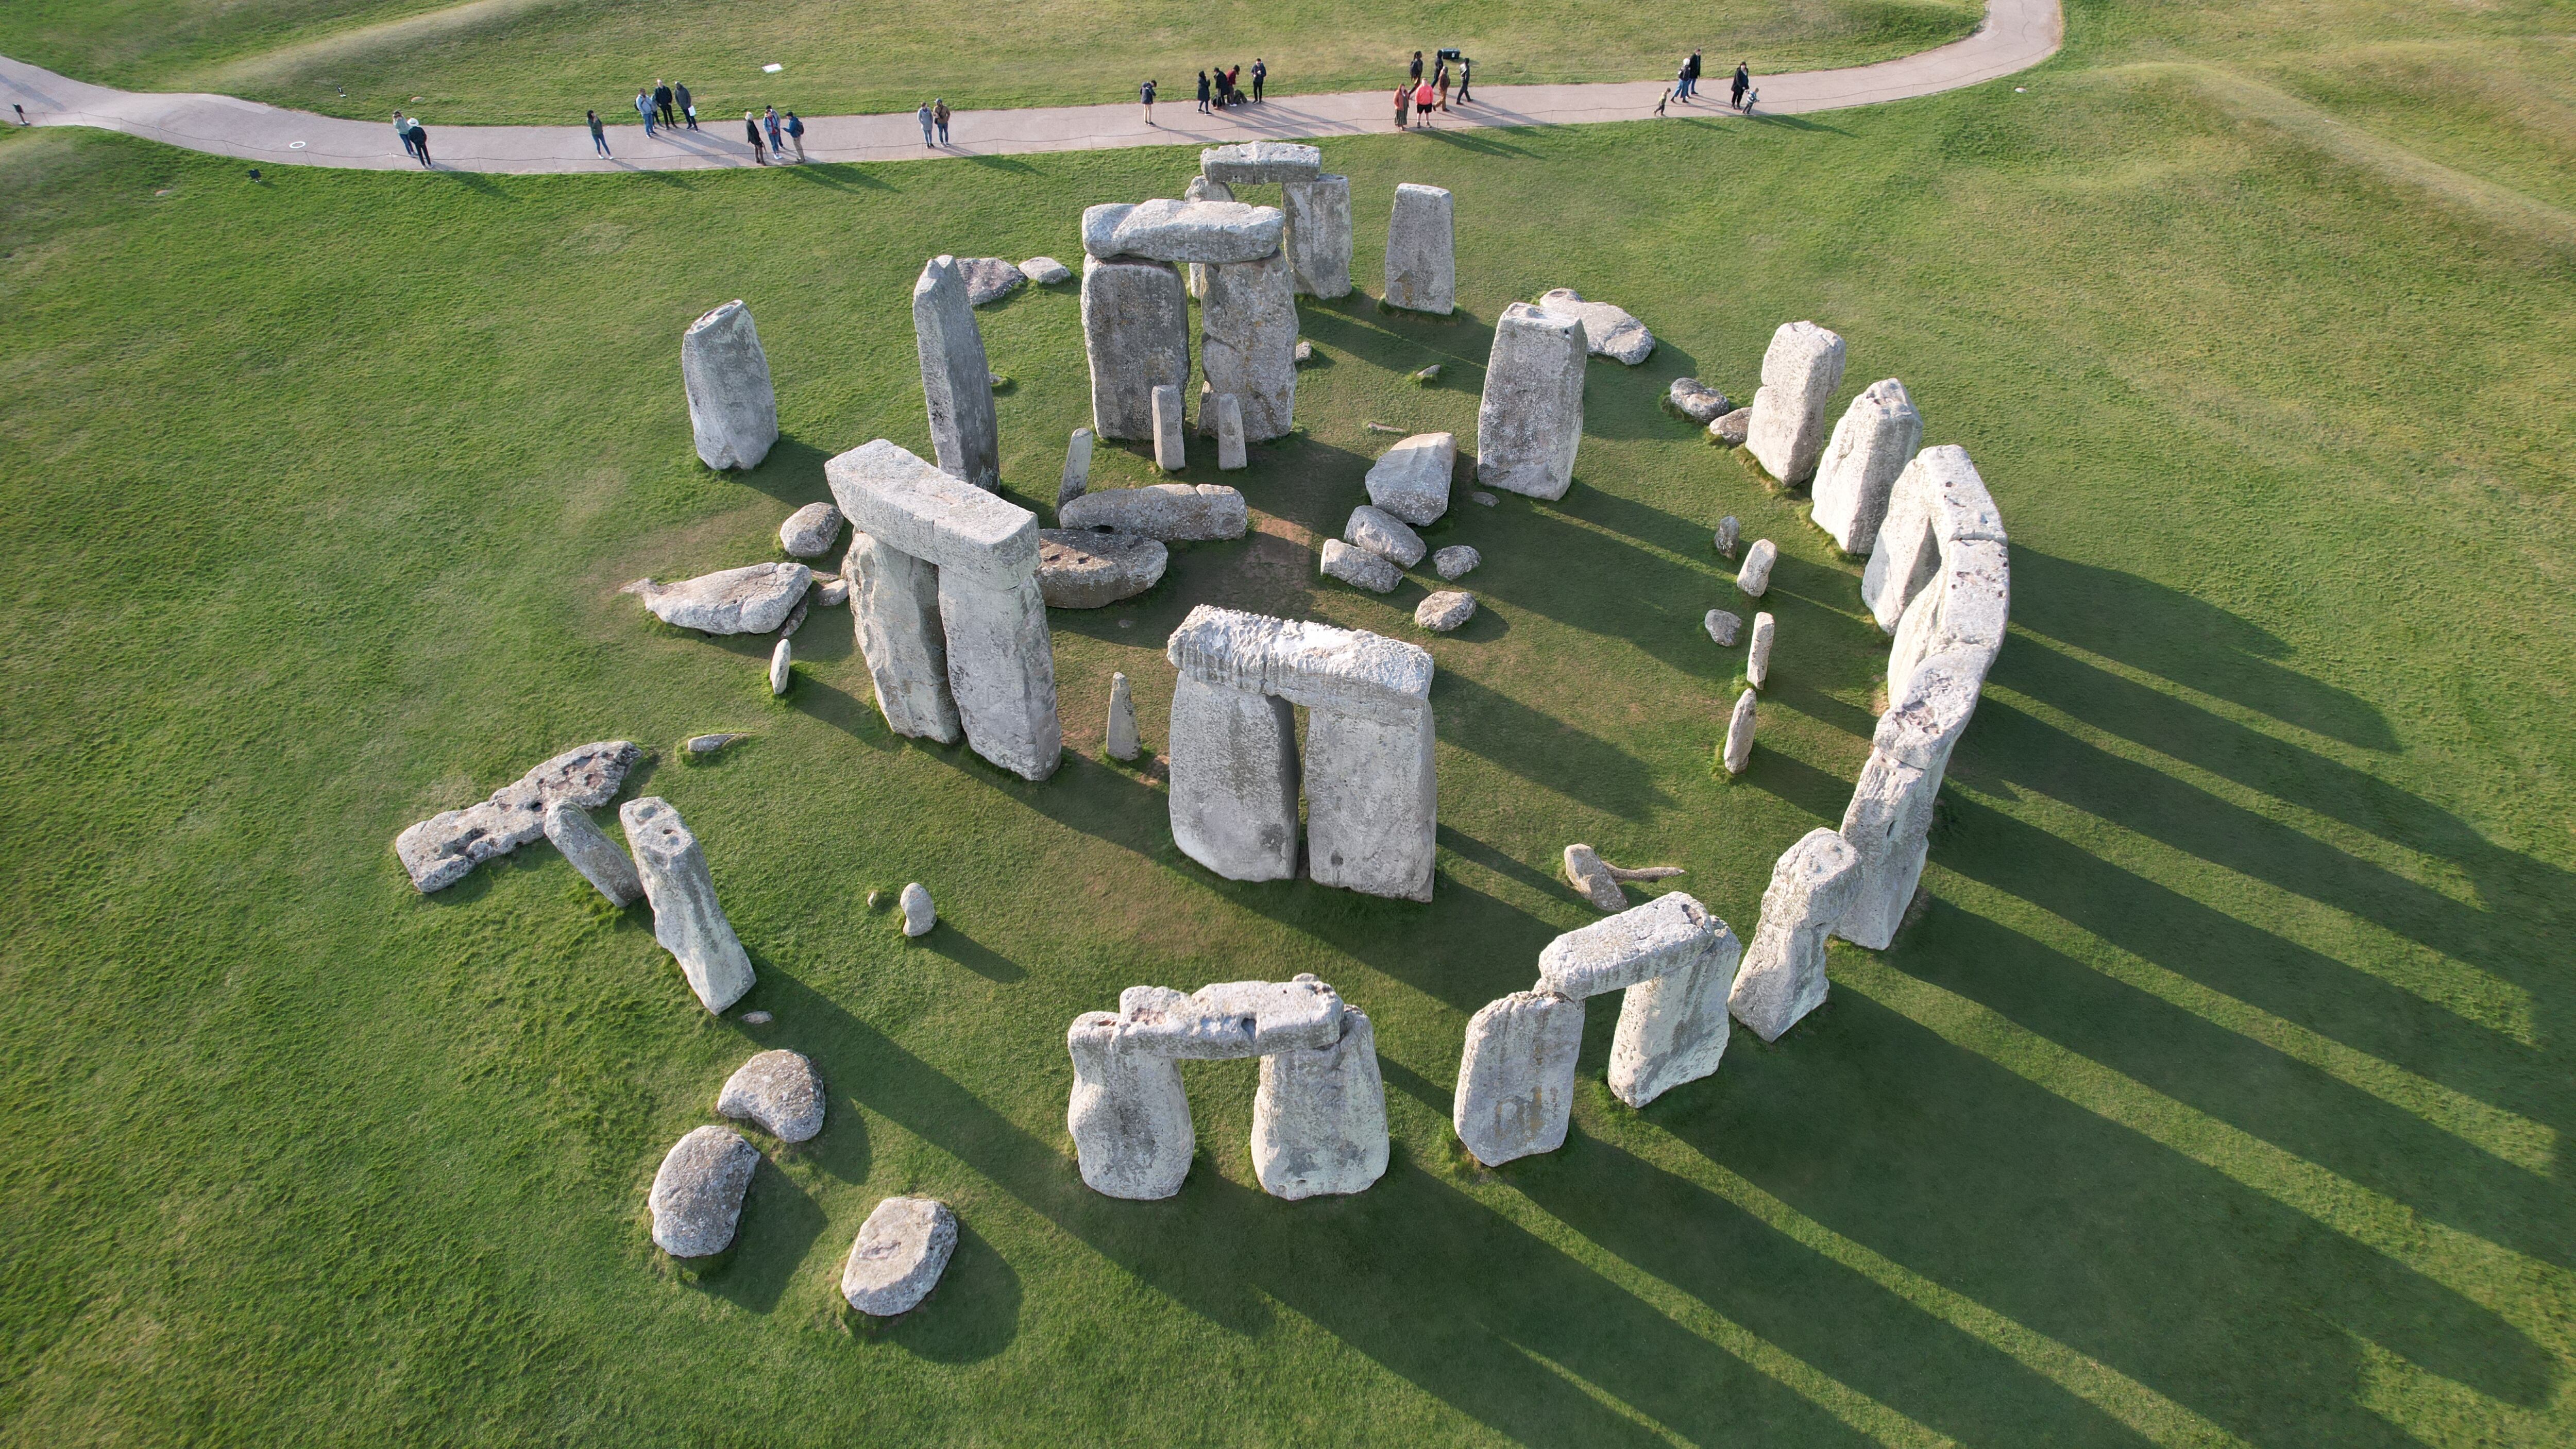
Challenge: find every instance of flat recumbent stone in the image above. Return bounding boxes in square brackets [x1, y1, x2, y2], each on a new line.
[1111, 978, 1345, 1060]
[1201, 141, 1323, 184]
[1082, 199, 1285, 264]
[1536, 892, 1726, 999]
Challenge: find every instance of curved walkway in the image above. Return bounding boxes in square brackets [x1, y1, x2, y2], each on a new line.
[0, 0, 2058, 174]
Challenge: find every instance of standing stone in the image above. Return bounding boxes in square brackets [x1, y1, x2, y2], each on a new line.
[648, 1126, 759, 1257]
[1452, 991, 1584, 1165]
[1862, 445, 2005, 633]
[1081, 255, 1191, 441]
[846, 530, 961, 743]
[1281, 173, 1354, 298]
[1320, 539, 1401, 593]
[1837, 652, 1985, 948]
[840, 1197, 958, 1316]
[1066, 1011, 1195, 1199]
[620, 797, 756, 1013]
[1166, 672, 1301, 881]
[1058, 428, 1094, 509]
[681, 300, 778, 472]
[1887, 536, 2010, 701]
[543, 800, 643, 907]
[1199, 250, 1298, 440]
[779, 502, 844, 557]
[1737, 538, 1777, 597]
[1730, 829, 1863, 1042]
[1722, 689, 1757, 775]
[717, 1049, 827, 1142]
[1106, 671, 1141, 760]
[1743, 320, 1848, 485]
[1476, 302, 1587, 500]
[1809, 379, 1922, 555]
[1180, 175, 1231, 300]
[1383, 184, 1455, 315]
[1212, 393, 1249, 470]
[1609, 916, 1743, 1108]
[1251, 1000, 1389, 1199]
[913, 257, 1002, 490]
[1306, 698, 1437, 901]
[768, 637, 792, 696]
[1747, 612, 1775, 689]
[1365, 431, 1455, 525]
[1345, 505, 1426, 567]
[1716, 516, 1741, 558]
[899, 881, 935, 936]
[1151, 384, 1188, 471]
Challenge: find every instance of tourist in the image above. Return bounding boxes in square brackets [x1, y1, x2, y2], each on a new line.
[1410, 50, 1424, 83]
[674, 80, 696, 129]
[1197, 71, 1211, 114]
[1675, 61, 1693, 104]
[1414, 76, 1435, 127]
[1251, 58, 1266, 102]
[1680, 50, 1702, 102]
[1732, 62, 1750, 110]
[764, 105, 784, 157]
[13, 104, 27, 125]
[392, 110, 416, 161]
[917, 100, 934, 146]
[653, 79, 675, 127]
[1655, 87, 1670, 117]
[635, 89, 656, 137]
[1394, 83, 1410, 129]
[1228, 65, 1243, 105]
[784, 110, 805, 160]
[587, 109, 611, 157]
[934, 98, 951, 145]
[1458, 57, 1473, 104]
[1140, 78, 1157, 125]
[406, 115, 431, 167]
[745, 111, 766, 164]
[1435, 60, 1450, 111]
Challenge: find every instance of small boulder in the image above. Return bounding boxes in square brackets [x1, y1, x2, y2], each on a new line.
[717, 1049, 826, 1143]
[816, 576, 851, 607]
[840, 1197, 958, 1316]
[1037, 530, 1168, 608]
[636, 562, 812, 634]
[1019, 255, 1073, 285]
[1738, 539, 1778, 597]
[1705, 609, 1742, 646]
[648, 1126, 759, 1258]
[956, 256, 1026, 306]
[1432, 545, 1482, 581]
[1320, 539, 1401, 593]
[779, 502, 843, 558]
[900, 882, 936, 937]
[1715, 516, 1740, 558]
[1364, 432, 1455, 526]
[1470, 490, 1499, 507]
[1409, 364, 1442, 385]
[1668, 378, 1732, 423]
[768, 638, 792, 695]
[684, 732, 747, 755]
[1415, 590, 1476, 632]
[1294, 339, 1315, 364]
[1345, 505, 1427, 568]
[1710, 408, 1753, 447]
[1534, 288, 1655, 365]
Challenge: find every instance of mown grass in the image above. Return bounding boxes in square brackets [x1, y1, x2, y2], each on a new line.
[0, 0, 2571, 1442]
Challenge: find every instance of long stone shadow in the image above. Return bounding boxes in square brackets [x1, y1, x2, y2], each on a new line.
[1432, 670, 1673, 820]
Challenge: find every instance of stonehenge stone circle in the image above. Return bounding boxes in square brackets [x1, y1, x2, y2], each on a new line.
[1346, 505, 1426, 568]
[845, 529, 961, 744]
[1066, 1011, 1196, 1200]
[542, 799, 644, 907]
[1668, 378, 1732, 424]
[954, 255, 1027, 307]
[1838, 650, 1987, 947]
[1705, 609, 1742, 647]
[1809, 379, 1922, 555]
[1082, 199, 1284, 265]
[1729, 828, 1863, 1042]
[1744, 321, 1849, 485]
[649, 1126, 759, 1257]
[621, 797, 757, 1013]
[1057, 483, 1247, 540]
[1036, 529, 1167, 608]
[717, 1049, 826, 1143]
[826, 438, 1061, 780]
[1058, 428, 1094, 508]
[768, 638, 792, 695]
[1453, 991, 1584, 1165]
[1200, 141, 1323, 185]
[1105, 671, 1141, 760]
[1432, 544, 1481, 581]
[1152, 384, 1188, 470]
[635, 561, 813, 634]
[1737, 538, 1777, 598]
[1282, 173, 1354, 298]
[396, 739, 641, 893]
[1608, 910, 1744, 1108]
[841, 1197, 957, 1316]
[681, 300, 778, 471]
[1165, 605, 1437, 900]
[912, 257, 1002, 490]
[1415, 590, 1476, 632]
[1252, 1003, 1389, 1199]
[1383, 184, 1456, 315]
[779, 501, 844, 558]
[1199, 249, 1298, 439]
[1019, 255, 1073, 285]
[1321, 539, 1401, 593]
[1212, 393, 1249, 469]
[1366, 432, 1456, 526]
[1723, 688, 1757, 775]
[1476, 301, 1587, 500]
[899, 881, 935, 937]
[1747, 612, 1775, 689]
[1081, 255, 1192, 441]
[1534, 288, 1655, 366]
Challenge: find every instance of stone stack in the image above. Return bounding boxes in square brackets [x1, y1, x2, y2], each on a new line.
[826, 438, 1061, 781]
[1081, 198, 1296, 443]
[1199, 143, 1352, 301]
[912, 257, 1002, 490]
[1744, 320, 1848, 486]
[1164, 605, 1436, 901]
[681, 300, 778, 472]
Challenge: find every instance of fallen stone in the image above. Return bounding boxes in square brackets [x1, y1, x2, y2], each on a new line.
[1534, 288, 1654, 365]
[1199, 251, 1298, 439]
[1476, 301, 1586, 500]
[776, 596, 810, 639]
[1608, 913, 1743, 1108]
[1722, 689, 1757, 775]
[1058, 428, 1094, 508]
[1106, 671, 1141, 760]
[1037, 530, 1168, 608]
[899, 881, 935, 937]
[1058, 483, 1247, 540]
[682, 300, 779, 471]
[1744, 320, 1848, 485]
[840, 1196, 957, 1315]
[717, 1049, 826, 1143]
[742, 1010, 773, 1025]
[1537, 892, 1727, 1000]
[1810, 379, 1922, 555]
[1211, 391, 1249, 469]
[816, 576, 850, 607]
[395, 740, 643, 893]
[1082, 199, 1285, 264]
[1294, 339, 1315, 364]
[1113, 978, 1344, 1060]
[1415, 590, 1476, 632]
[1166, 671, 1300, 882]
[1252, 999, 1389, 1199]
[1081, 255, 1191, 441]
[1320, 538, 1400, 593]
[1470, 490, 1498, 506]
[1709, 408, 1752, 447]
[1432, 544, 1481, 580]
[622, 797, 756, 1013]
[1066, 1012, 1194, 1199]
[1737, 539, 1777, 597]
[1729, 828, 1862, 1042]
[779, 502, 844, 558]
[1152, 384, 1187, 470]
[1282, 173, 1354, 298]
[955, 255, 1026, 307]
[769, 638, 792, 695]
[1747, 612, 1774, 689]
[1668, 378, 1732, 423]
[1383, 184, 1456, 315]
[1409, 364, 1442, 384]
[1366, 432, 1456, 525]
[1346, 505, 1426, 567]
[649, 1126, 759, 1257]
[914, 257, 1002, 490]
[1452, 991, 1583, 1165]
[683, 733, 745, 755]
[1705, 609, 1742, 646]
[1563, 843, 1630, 912]
[1019, 255, 1073, 285]
[637, 562, 813, 635]
[544, 800, 643, 907]
[1201, 141, 1323, 184]
[1716, 516, 1740, 557]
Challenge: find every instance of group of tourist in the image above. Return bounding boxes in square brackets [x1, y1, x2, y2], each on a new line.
[1657, 53, 1758, 115]
[916, 99, 952, 148]
[388, 110, 431, 167]
[1393, 49, 1470, 129]
[1194, 60, 1267, 113]
[575, 79, 805, 163]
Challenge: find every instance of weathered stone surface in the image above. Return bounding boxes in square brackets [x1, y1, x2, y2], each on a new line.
[768, 637, 793, 695]
[937, 565, 1062, 782]
[1534, 288, 1654, 365]
[1836, 750, 1938, 953]
[1058, 483, 1247, 540]
[1415, 590, 1476, 632]
[1887, 537, 2009, 701]
[953, 255, 1025, 307]
[1180, 177, 1230, 299]
[1709, 408, 1752, 447]
[1295, 339, 1315, 364]
[1810, 379, 1922, 555]
[899, 881, 935, 936]
[684, 732, 746, 755]
[1305, 698, 1437, 901]
[780, 502, 844, 558]
[1874, 649, 1988, 771]
[1705, 609, 1742, 646]
[1737, 538, 1777, 597]
[913, 257, 1002, 490]
[1152, 384, 1188, 470]
[1282, 173, 1353, 298]
[1211, 393, 1248, 469]
[1346, 505, 1426, 567]
[1471, 489, 1499, 506]
[543, 800, 643, 906]
[1609, 914, 1743, 1107]
[1066, 1012, 1194, 1199]
[816, 576, 850, 607]
[1668, 378, 1732, 424]
[682, 300, 778, 471]
[1253, 1000, 1388, 1199]
[1201, 141, 1323, 184]
[1564, 843, 1630, 912]
[1730, 828, 1862, 1041]
[1452, 991, 1583, 1165]
[1432, 544, 1481, 581]
[1383, 184, 1455, 315]
[845, 529, 960, 743]
[1199, 250, 1298, 440]
[1105, 671, 1141, 760]
[1082, 199, 1285, 264]
[840, 1197, 957, 1316]
[1167, 672, 1300, 881]
[622, 797, 756, 1013]
[1716, 516, 1740, 557]
[718, 1049, 826, 1143]
[1081, 255, 1191, 441]
[1861, 446, 2004, 633]
[776, 596, 810, 639]
[1476, 302, 1586, 500]
[826, 441, 1038, 583]
[1747, 612, 1774, 689]
[1019, 255, 1073, 285]
[1365, 432, 1455, 525]
[1744, 320, 1848, 485]
[649, 1126, 758, 1257]
[1037, 529, 1167, 608]
[396, 740, 642, 893]
[1537, 892, 1726, 1000]
[1722, 689, 1757, 775]
[1115, 978, 1344, 1059]
[1167, 605, 1434, 725]
[1057, 428, 1094, 509]
[638, 562, 813, 634]
[1320, 538, 1400, 593]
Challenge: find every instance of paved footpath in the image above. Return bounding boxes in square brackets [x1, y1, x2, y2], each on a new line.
[1, 0, 2056, 174]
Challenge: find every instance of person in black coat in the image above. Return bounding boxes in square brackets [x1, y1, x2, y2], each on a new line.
[674, 80, 696, 128]
[1732, 62, 1751, 110]
[653, 80, 674, 126]
[744, 111, 766, 164]
[1196, 71, 1212, 113]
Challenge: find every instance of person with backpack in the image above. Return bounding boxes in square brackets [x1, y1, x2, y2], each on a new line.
[1457, 57, 1473, 104]
[587, 109, 611, 157]
[764, 105, 784, 157]
[1140, 78, 1157, 125]
[933, 98, 951, 144]
[784, 110, 805, 161]
[405, 115, 431, 166]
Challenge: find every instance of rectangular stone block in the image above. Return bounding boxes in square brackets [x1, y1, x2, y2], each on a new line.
[847, 530, 961, 743]
[1875, 650, 1987, 772]
[1212, 393, 1248, 469]
[1729, 828, 1863, 1043]
[1058, 428, 1094, 509]
[1744, 320, 1848, 486]
[1887, 537, 2009, 701]
[1608, 918, 1743, 1107]
[913, 256, 1001, 489]
[1476, 301, 1587, 500]
[1151, 384, 1187, 470]
[1082, 199, 1284, 264]
[1835, 751, 1938, 950]
[1112, 978, 1343, 1059]
[1167, 671, 1300, 882]
[1058, 483, 1247, 541]
[936, 568, 1061, 781]
[1166, 605, 1433, 726]
[1282, 174, 1353, 298]
[825, 438, 1039, 583]
[1252, 1004, 1388, 1199]
[1383, 183, 1454, 315]
[1198, 250, 1297, 440]
[1862, 445, 1997, 632]
[1453, 991, 1583, 1165]
[1364, 431, 1455, 525]
[681, 299, 778, 471]
[1081, 254, 1191, 441]
[1201, 141, 1323, 184]
[1305, 700, 1436, 902]
[1536, 893, 1725, 1000]
[1809, 379, 1922, 555]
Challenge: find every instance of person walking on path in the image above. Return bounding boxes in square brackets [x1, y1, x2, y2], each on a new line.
[1732, 62, 1750, 110]
[653, 79, 675, 127]
[1655, 87, 1670, 117]
[1689, 51, 1705, 99]
[674, 81, 696, 128]
[764, 105, 784, 157]
[744, 111, 767, 163]
[405, 115, 431, 167]
[1251, 59, 1266, 101]
[1410, 50, 1424, 83]
[1435, 60, 1450, 110]
[933, 98, 951, 144]
[1676, 51, 1701, 102]
[635, 89, 656, 137]
[1394, 83, 1410, 129]
[1140, 78, 1156, 125]
[587, 109, 610, 157]
[1414, 77, 1435, 127]
[1457, 57, 1473, 105]
[392, 110, 416, 161]
[1196, 72, 1211, 114]
[13, 104, 27, 126]
[917, 100, 935, 146]
[784, 110, 805, 160]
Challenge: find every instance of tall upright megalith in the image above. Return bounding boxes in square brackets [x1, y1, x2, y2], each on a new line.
[1081, 255, 1191, 441]
[1744, 321, 1848, 486]
[1166, 670, 1301, 882]
[846, 530, 961, 743]
[912, 256, 1001, 489]
[1066, 1012, 1195, 1200]
[1384, 184, 1455, 315]
[1728, 828, 1862, 1042]
[1282, 173, 1354, 298]
[1452, 991, 1584, 1165]
[1476, 301, 1587, 500]
[1252, 1003, 1389, 1199]
[1838, 652, 1984, 949]
[1198, 249, 1298, 440]
[1809, 379, 1922, 554]
[620, 797, 756, 1013]
[681, 300, 778, 471]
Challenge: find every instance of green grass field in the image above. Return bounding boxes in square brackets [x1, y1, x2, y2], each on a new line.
[0, 0, 1984, 124]
[1, 0, 2571, 1442]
